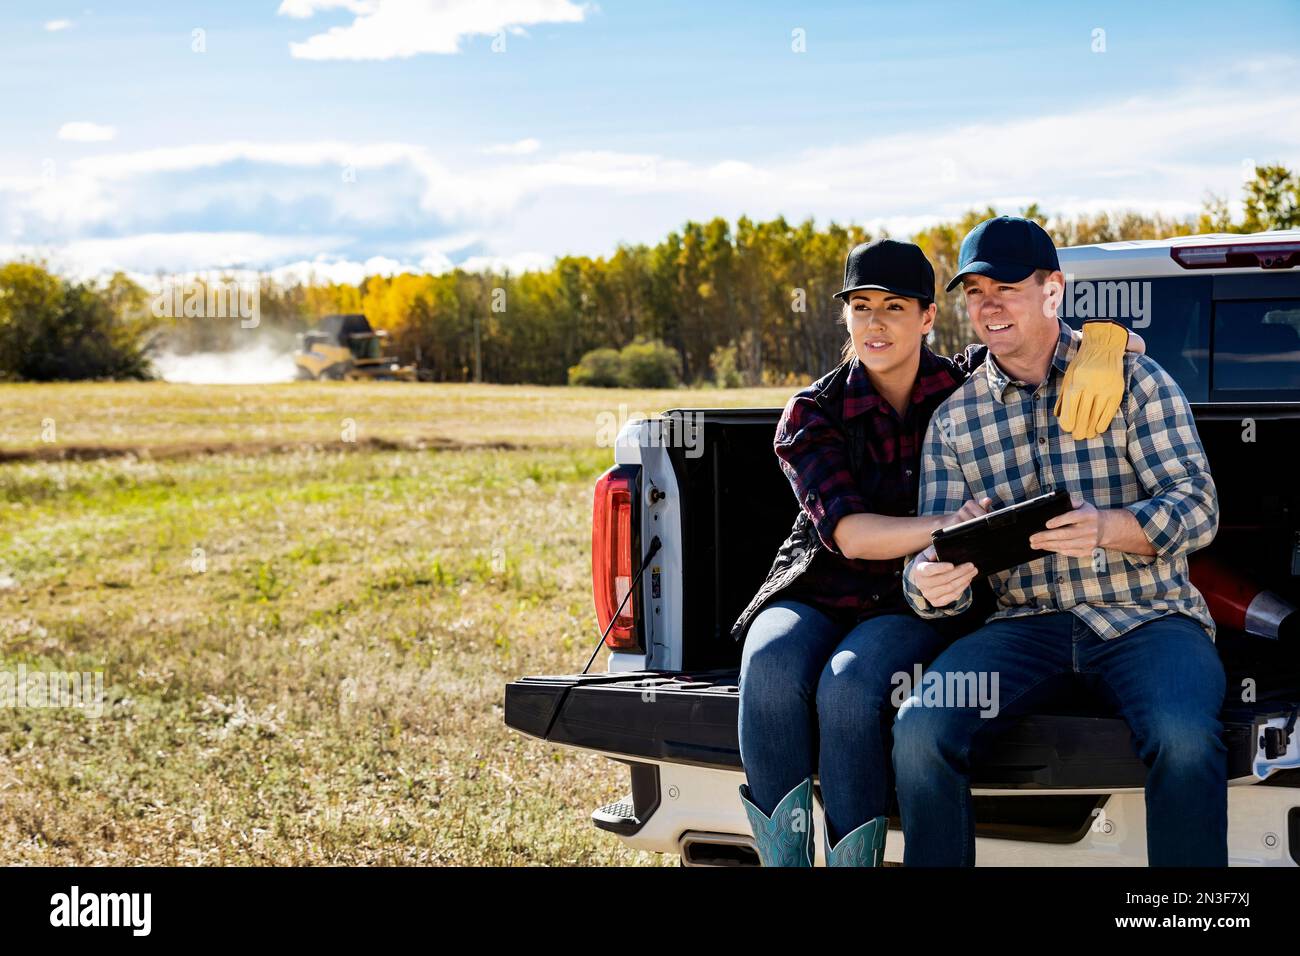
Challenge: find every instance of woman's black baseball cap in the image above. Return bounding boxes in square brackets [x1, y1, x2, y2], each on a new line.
[834, 238, 935, 304]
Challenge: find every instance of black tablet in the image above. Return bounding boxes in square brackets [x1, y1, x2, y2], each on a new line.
[931, 489, 1074, 576]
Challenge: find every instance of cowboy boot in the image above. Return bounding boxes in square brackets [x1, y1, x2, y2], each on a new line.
[824, 814, 888, 867]
[738, 777, 815, 867]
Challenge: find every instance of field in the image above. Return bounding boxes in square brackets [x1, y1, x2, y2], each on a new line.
[0, 381, 789, 865]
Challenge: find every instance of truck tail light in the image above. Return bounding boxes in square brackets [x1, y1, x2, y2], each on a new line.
[592, 465, 639, 650]
[1190, 553, 1300, 645]
[1171, 239, 1300, 270]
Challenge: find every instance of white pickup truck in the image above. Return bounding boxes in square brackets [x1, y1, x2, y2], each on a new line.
[506, 231, 1300, 866]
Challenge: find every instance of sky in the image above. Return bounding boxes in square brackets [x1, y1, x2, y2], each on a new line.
[2, 0, 1298, 281]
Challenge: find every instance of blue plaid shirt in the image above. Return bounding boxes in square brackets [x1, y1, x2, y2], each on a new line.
[902, 319, 1219, 641]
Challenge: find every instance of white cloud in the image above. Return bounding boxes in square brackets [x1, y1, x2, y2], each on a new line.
[707, 160, 766, 184]
[279, 0, 588, 60]
[4, 68, 1299, 278]
[267, 248, 551, 282]
[484, 138, 541, 156]
[58, 121, 117, 143]
[458, 251, 552, 274]
[54, 78, 1296, 229]
[277, 0, 372, 19]
[75, 139, 377, 177]
[269, 254, 420, 286]
[44, 19, 73, 31]
[775, 91, 1300, 222]
[0, 233, 351, 281]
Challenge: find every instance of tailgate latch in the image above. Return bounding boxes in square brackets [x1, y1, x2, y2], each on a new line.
[1259, 704, 1299, 760]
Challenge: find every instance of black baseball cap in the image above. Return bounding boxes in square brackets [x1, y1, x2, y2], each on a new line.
[945, 216, 1061, 292]
[835, 238, 934, 304]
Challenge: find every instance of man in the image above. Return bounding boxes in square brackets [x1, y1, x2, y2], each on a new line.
[895, 216, 1226, 866]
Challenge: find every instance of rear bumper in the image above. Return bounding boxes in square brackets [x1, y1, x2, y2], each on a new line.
[607, 760, 1300, 865]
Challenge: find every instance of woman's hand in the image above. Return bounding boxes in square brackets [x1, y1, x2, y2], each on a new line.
[943, 496, 993, 527]
[911, 544, 978, 608]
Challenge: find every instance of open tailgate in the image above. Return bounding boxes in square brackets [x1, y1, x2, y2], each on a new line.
[506, 669, 1299, 789]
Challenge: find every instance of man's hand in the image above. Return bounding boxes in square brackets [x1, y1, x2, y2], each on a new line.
[1028, 494, 1102, 558]
[911, 544, 978, 608]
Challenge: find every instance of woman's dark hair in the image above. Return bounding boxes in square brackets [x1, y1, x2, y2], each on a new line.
[838, 296, 934, 364]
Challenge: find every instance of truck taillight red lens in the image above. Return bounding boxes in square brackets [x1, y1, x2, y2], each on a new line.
[1171, 240, 1300, 270]
[592, 465, 639, 650]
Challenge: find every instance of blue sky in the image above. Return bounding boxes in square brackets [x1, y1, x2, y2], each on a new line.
[2, 0, 1298, 280]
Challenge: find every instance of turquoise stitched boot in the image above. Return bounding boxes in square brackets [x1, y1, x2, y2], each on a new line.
[824, 814, 888, 867]
[738, 777, 815, 867]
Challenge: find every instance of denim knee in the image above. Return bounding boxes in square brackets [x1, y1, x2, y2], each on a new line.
[816, 677, 885, 740]
[1138, 713, 1227, 770]
[890, 702, 951, 781]
[743, 638, 814, 699]
[740, 641, 822, 735]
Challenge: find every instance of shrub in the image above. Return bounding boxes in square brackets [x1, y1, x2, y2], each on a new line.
[0, 263, 156, 381]
[709, 342, 743, 388]
[568, 338, 683, 388]
[618, 337, 681, 389]
[567, 347, 624, 387]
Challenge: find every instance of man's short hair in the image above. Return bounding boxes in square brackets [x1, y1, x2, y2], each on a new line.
[960, 269, 1053, 288]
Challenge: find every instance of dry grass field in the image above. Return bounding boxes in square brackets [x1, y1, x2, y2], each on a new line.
[0, 381, 789, 865]
[0, 381, 788, 457]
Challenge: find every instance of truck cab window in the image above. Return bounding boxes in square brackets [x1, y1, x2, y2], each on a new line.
[1213, 299, 1300, 392]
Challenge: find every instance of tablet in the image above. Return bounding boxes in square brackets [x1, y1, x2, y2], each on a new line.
[931, 489, 1074, 576]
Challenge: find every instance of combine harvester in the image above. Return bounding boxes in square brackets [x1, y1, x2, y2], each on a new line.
[294, 313, 417, 381]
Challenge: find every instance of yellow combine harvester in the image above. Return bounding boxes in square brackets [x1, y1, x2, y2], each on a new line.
[293, 313, 416, 381]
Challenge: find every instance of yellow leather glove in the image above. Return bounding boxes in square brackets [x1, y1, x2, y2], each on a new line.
[1054, 320, 1129, 440]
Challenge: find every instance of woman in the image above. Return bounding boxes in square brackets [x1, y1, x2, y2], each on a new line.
[731, 238, 1140, 866]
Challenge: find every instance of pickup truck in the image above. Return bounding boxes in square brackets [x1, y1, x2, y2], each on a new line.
[505, 231, 1300, 866]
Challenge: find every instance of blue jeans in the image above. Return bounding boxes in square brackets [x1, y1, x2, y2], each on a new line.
[891, 611, 1228, 867]
[738, 599, 957, 845]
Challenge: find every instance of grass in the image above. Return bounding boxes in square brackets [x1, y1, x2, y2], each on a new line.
[0, 381, 791, 865]
[0, 380, 788, 455]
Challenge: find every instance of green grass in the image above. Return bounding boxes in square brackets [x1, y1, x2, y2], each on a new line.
[0, 381, 793, 865]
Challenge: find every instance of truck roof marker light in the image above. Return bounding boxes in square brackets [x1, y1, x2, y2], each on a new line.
[1171, 240, 1300, 270]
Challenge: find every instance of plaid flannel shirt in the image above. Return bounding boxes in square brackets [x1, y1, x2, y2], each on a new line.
[902, 319, 1219, 641]
[771, 346, 974, 620]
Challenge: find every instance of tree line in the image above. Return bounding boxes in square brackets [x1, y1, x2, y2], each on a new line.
[0, 164, 1295, 383]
